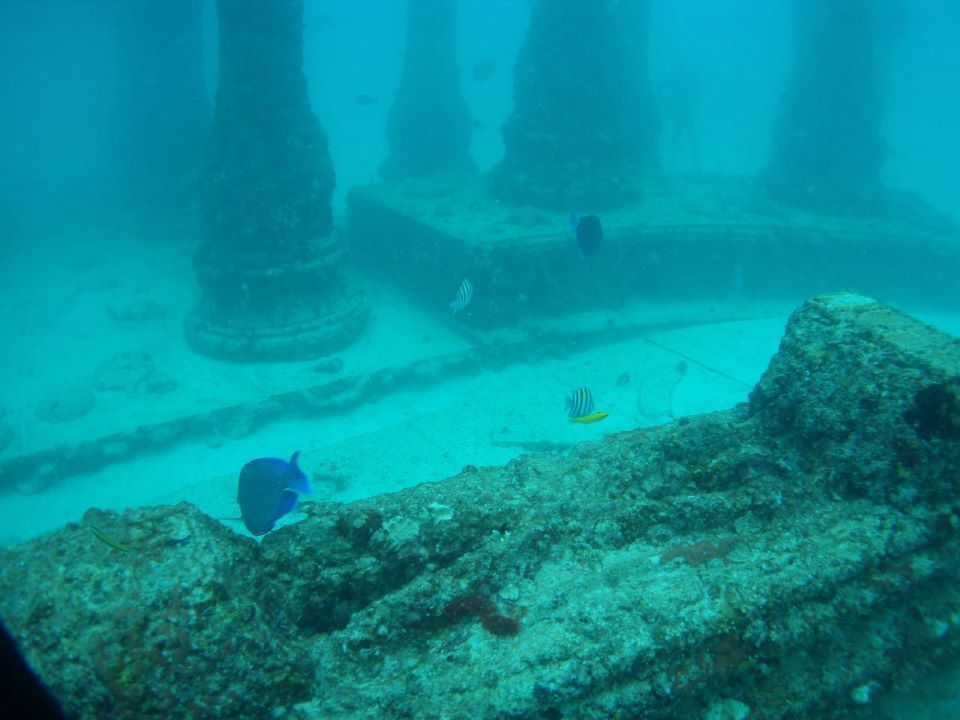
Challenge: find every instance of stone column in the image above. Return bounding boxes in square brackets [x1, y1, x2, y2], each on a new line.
[187, 0, 368, 361]
[111, 0, 209, 221]
[615, 0, 659, 172]
[758, 0, 904, 215]
[488, 0, 653, 211]
[380, 0, 475, 180]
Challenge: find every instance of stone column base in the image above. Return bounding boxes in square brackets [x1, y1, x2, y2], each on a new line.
[185, 286, 368, 362]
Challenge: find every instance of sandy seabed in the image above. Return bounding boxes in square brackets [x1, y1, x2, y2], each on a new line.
[0, 225, 956, 546]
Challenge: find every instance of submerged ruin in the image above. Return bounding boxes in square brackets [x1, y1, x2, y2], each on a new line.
[487, 0, 656, 211]
[3, 292, 959, 718]
[380, 0, 475, 181]
[758, 0, 903, 215]
[186, 0, 367, 361]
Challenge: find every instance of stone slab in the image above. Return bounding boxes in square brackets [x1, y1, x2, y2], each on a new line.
[3, 293, 960, 718]
[348, 174, 960, 328]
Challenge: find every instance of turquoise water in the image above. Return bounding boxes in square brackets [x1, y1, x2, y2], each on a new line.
[0, 2, 958, 719]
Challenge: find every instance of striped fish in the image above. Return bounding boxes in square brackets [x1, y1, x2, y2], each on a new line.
[565, 387, 595, 419]
[449, 278, 474, 314]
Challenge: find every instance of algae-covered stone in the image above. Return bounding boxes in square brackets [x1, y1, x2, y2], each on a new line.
[0, 504, 311, 720]
[187, 0, 367, 361]
[4, 294, 960, 719]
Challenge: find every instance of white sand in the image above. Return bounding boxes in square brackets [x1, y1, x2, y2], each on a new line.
[0, 225, 954, 546]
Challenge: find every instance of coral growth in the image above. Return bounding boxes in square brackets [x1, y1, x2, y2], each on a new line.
[441, 591, 521, 638]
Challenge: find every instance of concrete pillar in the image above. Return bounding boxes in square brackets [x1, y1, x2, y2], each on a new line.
[187, 0, 367, 361]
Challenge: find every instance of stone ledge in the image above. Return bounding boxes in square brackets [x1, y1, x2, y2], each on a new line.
[3, 293, 959, 718]
[348, 176, 960, 329]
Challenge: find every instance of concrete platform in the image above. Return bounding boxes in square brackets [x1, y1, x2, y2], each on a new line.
[348, 174, 960, 328]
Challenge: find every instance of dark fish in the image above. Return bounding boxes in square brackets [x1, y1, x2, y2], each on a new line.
[473, 59, 497, 83]
[470, 118, 486, 130]
[354, 94, 379, 106]
[237, 451, 312, 536]
[570, 213, 603, 256]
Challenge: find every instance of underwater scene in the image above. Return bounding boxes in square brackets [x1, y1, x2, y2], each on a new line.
[0, 0, 959, 718]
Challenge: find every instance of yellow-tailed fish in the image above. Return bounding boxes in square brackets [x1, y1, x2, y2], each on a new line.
[568, 411, 609, 424]
[87, 524, 134, 552]
[566, 387, 608, 423]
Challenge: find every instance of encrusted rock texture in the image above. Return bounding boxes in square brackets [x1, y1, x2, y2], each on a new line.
[2, 292, 959, 719]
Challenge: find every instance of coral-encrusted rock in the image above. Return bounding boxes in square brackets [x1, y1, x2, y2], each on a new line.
[749, 292, 960, 503]
[0, 504, 310, 720]
[187, 0, 367, 361]
[3, 293, 960, 719]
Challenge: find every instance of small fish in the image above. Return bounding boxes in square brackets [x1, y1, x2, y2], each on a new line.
[473, 59, 497, 83]
[569, 411, 609, 424]
[237, 451, 312, 536]
[87, 524, 134, 552]
[354, 94, 379, 106]
[566, 388, 608, 424]
[566, 386, 594, 418]
[570, 213, 603, 256]
[449, 278, 474, 315]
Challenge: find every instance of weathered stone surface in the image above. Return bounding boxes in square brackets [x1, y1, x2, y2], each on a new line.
[349, 176, 960, 330]
[3, 293, 960, 719]
[188, 0, 368, 361]
[0, 505, 311, 720]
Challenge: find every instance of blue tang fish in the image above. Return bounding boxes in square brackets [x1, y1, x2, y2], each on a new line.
[237, 451, 312, 536]
[570, 213, 603, 256]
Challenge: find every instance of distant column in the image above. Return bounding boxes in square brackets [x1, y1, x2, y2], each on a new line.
[616, 0, 659, 172]
[380, 0, 475, 180]
[187, 0, 367, 361]
[758, 0, 904, 215]
[488, 0, 653, 211]
[111, 0, 209, 221]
